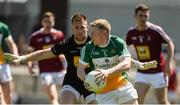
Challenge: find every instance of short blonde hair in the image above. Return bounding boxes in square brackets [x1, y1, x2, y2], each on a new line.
[90, 19, 111, 32]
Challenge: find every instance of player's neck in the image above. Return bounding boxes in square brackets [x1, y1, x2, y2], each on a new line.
[74, 35, 88, 45]
[137, 22, 148, 31]
[43, 27, 51, 34]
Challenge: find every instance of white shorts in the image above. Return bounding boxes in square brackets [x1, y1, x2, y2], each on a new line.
[40, 70, 66, 86]
[96, 82, 138, 104]
[60, 85, 96, 104]
[0, 64, 12, 83]
[135, 72, 168, 89]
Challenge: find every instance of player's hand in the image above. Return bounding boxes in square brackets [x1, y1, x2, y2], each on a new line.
[3, 53, 18, 64]
[94, 69, 107, 85]
[13, 55, 27, 64]
[138, 60, 158, 70]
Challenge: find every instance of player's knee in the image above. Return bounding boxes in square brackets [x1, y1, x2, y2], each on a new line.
[49, 93, 58, 100]
[137, 98, 144, 104]
[157, 98, 169, 104]
[60, 91, 77, 104]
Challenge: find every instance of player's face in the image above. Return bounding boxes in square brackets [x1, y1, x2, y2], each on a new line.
[72, 20, 88, 41]
[90, 27, 102, 46]
[41, 17, 55, 29]
[135, 10, 150, 25]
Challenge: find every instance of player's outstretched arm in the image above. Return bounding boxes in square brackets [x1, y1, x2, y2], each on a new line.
[131, 58, 158, 70]
[14, 48, 56, 64]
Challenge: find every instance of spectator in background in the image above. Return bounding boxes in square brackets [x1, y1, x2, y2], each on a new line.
[0, 21, 19, 104]
[27, 12, 67, 105]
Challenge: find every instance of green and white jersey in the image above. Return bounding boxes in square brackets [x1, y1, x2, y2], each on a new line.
[79, 35, 131, 70]
[0, 22, 11, 64]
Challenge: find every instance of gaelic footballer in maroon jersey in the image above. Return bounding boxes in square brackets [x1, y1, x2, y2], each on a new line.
[126, 22, 169, 73]
[29, 28, 65, 73]
[125, 4, 174, 104]
[28, 12, 66, 105]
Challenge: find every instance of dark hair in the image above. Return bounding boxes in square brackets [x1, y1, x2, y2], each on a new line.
[135, 4, 150, 15]
[42, 12, 55, 19]
[71, 13, 87, 23]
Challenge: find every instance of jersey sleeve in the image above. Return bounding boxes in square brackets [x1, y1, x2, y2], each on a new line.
[51, 40, 67, 55]
[115, 37, 131, 58]
[28, 35, 35, 48]
[2, 24, 11, 39]
[125, 31, 132, 45]
[79, 44, 91, 66]
[156, 26, 172, 44]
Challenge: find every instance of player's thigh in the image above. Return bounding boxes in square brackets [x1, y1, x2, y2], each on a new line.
[53, 71, 66, 87]
[151, 72, 168, 89]
[134, 72, 151, 99]
[96, 82, 138, 104]
[40, 73, 58, 96]
[60, 85, 80, 104]
[117, 82, 138, 104]
[134, 82, 150, 98]
[0, 64, 12, 97]
[0, 64, 12, 83]
[43, 83, 58, 98]
[40, 72, 54, 86]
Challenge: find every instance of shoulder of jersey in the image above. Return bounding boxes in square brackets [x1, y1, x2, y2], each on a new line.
[30, 29, 42, 38]
[0, 22, 8, 29]
[111, 35, 125, 43]
[127, 26, 136, 32]
[147, 22, 164, 34]
[51, 28, 64, 35]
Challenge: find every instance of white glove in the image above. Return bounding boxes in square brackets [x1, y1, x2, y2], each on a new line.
[134, 60, 158, 70]
[3, 53, 18, 63]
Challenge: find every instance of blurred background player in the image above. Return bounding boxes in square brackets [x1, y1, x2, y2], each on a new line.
[126, 4, 174, 104]
[27, 12, 67, 105]
[0, 21, 19, 104]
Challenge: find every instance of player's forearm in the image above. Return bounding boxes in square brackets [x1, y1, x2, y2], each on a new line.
[77, 65, 87, 81]
[131, 58, 140, 67]
[9, 43, 19, 56]
[166, 41, 174, 63]
[107, 57, 131, 76]
[22, 48, 55, 62]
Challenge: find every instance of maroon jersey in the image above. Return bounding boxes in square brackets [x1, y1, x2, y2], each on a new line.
[29, 28, 64, 73]
[126, 22, 172, 73]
